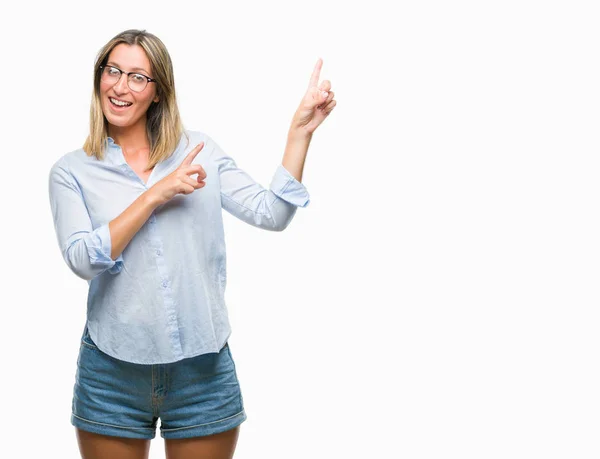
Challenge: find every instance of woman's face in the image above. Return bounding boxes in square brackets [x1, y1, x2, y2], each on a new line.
[99, 43, 159, 131]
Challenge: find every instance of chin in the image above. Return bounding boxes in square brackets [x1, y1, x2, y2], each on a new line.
[105, 116, 133, 128]
[101, 100, 149, 130]
[102, 110, 134, 128]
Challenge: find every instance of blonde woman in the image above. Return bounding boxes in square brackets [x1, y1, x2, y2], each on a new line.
[48, 29, 336, 459]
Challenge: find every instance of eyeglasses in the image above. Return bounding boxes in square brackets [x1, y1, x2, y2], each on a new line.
[99, 65, 157, 92]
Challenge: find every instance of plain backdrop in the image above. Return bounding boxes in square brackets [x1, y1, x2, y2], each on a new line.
[1, 0, 599, 458]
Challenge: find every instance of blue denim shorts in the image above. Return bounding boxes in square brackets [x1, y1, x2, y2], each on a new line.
[71, 325, 247, 439]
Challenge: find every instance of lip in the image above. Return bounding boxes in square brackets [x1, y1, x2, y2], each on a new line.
[108, 96, 133, 111]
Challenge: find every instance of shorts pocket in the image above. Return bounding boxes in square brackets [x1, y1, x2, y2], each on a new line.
[81, 325, 98, 350]
[224, 343, 244, 410]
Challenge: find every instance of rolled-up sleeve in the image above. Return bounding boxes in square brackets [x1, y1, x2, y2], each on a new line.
[48, 161, 123, 281]
[269, 164, 311, 208]
[209, 136, 310, 231]
[85, 223, 124, 274]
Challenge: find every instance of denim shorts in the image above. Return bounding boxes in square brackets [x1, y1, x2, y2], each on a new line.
[71, 325, 247, 440]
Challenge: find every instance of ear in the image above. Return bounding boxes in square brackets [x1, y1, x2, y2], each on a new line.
[153, 96, 159, 103]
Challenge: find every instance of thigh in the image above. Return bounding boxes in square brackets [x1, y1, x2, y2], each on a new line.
[164, 425, 240, 459]
[76, 428, 151, 459]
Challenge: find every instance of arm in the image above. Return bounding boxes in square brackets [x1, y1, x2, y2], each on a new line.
[109, 143, 208, 257]
[281, 128, 312, 183]
[48, 162, 159, 281]
[108, 193, 158, 260]
[49, 147, 205, 280]
[209, 135, 310, 232]
[49, 162, 123, 281]
[282, 57, 336, 180]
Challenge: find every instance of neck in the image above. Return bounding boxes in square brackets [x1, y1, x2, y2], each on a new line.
[108, 118, 150, 154]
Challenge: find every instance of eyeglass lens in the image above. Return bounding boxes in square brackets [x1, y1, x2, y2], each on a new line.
[101, 67, 148, 92]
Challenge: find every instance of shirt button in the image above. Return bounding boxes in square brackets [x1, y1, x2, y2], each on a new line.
[162, 281, 168, 288]
[156, 249, 162, 256]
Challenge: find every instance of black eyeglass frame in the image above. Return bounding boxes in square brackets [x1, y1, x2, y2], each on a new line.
[98, 65, 157, 92]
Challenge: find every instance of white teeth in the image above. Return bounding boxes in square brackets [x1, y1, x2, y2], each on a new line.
[110, 97, 132, 107]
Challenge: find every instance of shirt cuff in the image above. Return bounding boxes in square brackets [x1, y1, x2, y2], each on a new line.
[269, 164, 311, 208]
[86, 223, 124, 274]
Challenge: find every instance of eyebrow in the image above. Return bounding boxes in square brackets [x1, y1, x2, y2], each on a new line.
[107, 62, 151, 75]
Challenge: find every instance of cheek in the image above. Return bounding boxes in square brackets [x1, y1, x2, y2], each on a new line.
[135, 95, 155, 111]
[140, 89, 156, 105]
[99, 87, 111, 109]
[99, 82, 111, 96]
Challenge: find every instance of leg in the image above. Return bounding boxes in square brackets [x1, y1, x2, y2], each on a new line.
[164, 425, 240, 459]
[76, 428, 151, 459]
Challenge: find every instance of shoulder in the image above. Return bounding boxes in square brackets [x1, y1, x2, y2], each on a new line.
[48, 149, 87, 194]
[49, 147, 106, 189]
[182, 129, 217, 147]
[181, 129, 223, 160]
[49, 148, 86, 177]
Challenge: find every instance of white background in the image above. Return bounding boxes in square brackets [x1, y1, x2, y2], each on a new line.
[1, 0, 599, 458]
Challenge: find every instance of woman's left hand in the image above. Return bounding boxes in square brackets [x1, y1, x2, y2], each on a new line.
[291, 58, 336, 135]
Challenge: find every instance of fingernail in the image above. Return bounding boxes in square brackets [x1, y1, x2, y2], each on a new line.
[322, 91, 328, 98]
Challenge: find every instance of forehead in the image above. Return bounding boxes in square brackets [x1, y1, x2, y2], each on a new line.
[107, 43, 151, 74]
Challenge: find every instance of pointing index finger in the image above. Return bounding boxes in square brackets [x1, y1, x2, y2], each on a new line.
[308, 58, 323, 89]
[181, 142, 204, 167]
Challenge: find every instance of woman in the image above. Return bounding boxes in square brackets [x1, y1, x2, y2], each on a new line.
[48, 29, 336, 459]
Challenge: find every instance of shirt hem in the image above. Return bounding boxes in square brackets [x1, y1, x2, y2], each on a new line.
[87, 324, 232, 365]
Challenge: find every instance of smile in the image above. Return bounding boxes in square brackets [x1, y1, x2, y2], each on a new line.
[109, 97, 132, 107]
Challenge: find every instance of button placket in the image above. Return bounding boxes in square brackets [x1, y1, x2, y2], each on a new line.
[147, 213, 183, 358]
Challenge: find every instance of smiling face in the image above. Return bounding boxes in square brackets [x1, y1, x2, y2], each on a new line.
[99, 43, 159, 133]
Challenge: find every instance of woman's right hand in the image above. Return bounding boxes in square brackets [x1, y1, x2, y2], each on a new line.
[149, 142, 207, 207]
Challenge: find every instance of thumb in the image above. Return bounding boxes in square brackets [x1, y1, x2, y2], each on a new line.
[308, 87, 329, 108]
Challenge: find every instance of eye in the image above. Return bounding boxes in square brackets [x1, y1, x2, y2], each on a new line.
[131, 74, 146, 83]
[107, 67, 120, 76]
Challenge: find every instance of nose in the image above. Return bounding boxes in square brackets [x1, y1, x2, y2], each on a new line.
[113, 72, 130, 94]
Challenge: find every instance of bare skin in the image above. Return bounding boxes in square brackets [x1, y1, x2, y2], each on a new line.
[76, 425, 240, 459]
[123, 147, 154, 185]
[164, 426, 240, 459]
[76, 429, 150, 459]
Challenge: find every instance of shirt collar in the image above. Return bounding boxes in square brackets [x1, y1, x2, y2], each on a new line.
[104, 133, 185, 167]
[105, 136, 127, 166]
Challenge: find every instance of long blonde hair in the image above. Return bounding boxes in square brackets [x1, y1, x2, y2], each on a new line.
[83, 29, 188, 169]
